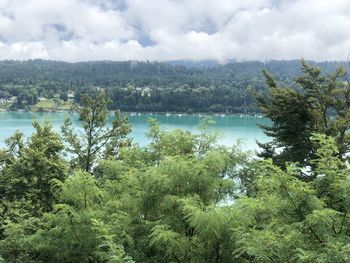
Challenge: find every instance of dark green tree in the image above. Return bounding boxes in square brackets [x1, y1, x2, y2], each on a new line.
[256, 60, 350, 174]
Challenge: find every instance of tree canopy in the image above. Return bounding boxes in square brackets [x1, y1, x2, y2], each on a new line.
[1, 63, 350, 262]
[257, 60, 350, 175]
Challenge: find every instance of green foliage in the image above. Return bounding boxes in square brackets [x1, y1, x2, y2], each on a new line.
[232, 135, 350, 262]
[2, 90, 350, 262]
[0, 121, 67, 213]
[61, 92, 131, 172]
[257, 61, 350, 174]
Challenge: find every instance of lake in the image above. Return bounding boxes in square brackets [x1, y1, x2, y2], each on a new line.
[0, 112, 271, 151]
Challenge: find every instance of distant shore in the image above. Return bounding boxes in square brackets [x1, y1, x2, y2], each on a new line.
[0, 108, 264, 118]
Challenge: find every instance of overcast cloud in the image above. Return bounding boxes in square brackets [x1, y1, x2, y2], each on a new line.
[0, 0, 349, 61]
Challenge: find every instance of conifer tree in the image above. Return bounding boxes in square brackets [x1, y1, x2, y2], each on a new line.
[256, 60, 350, 175]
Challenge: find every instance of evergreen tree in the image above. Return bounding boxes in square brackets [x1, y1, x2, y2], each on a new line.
[256, 61, 350, 175]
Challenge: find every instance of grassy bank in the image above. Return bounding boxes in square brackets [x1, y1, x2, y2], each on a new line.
[31, 100, 73, 112]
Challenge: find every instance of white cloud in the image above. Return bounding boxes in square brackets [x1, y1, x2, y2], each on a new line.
[0, 0, 349, 61]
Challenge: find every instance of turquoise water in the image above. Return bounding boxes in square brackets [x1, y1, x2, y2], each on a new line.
[0, 112, 270, 151]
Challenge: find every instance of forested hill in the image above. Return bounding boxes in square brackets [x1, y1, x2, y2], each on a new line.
[0, 59, 347, 113]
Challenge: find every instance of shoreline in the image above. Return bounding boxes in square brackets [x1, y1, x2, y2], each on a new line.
[121, 111, 264, 118]
[0, 109, 264, 118]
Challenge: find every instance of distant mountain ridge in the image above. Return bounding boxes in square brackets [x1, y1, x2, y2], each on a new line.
[165, 59, 348, 70]
[0, 59, 348, 82]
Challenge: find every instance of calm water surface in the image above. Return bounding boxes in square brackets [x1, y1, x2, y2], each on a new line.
[0, 112, 271, 151]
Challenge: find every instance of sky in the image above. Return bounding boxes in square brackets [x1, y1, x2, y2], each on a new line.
[0, 0, 349, 62]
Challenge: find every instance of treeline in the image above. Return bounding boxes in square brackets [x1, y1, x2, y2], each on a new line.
[0, 59, 347, 112]
[1, 62, 350, 262]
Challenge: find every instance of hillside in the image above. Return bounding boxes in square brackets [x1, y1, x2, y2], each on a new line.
[0, 59, 347, 113]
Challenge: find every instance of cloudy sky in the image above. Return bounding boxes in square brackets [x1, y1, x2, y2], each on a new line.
[0, 0, 349, 62]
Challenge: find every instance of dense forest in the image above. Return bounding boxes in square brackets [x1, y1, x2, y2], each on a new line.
[1, 62, 350, 262]
[0, 59, 347, 113]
